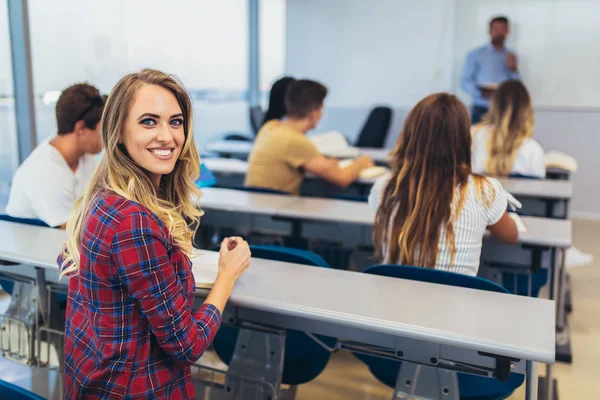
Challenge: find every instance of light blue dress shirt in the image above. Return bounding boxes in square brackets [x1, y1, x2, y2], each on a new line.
[461, 44, 520, 107]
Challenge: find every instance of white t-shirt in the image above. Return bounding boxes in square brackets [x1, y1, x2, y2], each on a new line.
[6, 139, 99, 227]
[368, 174, 508, 276]
[471, 125, 546, 178]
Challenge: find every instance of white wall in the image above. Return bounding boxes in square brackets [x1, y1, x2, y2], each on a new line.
[286, 0, 456, 108]
[286, 0, 600, 218]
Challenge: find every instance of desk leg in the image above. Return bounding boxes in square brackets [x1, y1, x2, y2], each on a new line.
[526, 360, 539, 400]
[556, 249, 567, 331]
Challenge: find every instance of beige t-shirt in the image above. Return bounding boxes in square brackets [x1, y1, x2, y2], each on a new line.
[245, 121, 320, 194]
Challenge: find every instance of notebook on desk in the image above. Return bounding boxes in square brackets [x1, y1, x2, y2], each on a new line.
[544, 151, 578, 172]
[310, 131, 361, 158]
[190, 251, 220, 289]
[338, 159, 390, 179]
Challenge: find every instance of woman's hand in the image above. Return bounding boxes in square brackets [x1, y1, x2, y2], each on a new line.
[217, 236, 251, 283]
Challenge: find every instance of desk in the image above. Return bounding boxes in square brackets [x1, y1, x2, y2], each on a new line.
[0, 220, 554, 399]
[203, 158, 573, 218]
[205, 141, 391, 164]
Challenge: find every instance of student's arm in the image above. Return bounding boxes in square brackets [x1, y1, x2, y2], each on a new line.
[461, 50, 480, 98]
[483, 177, 518, 245]
[112, 212, 250, 365]
[304, 155, 375, 188]
[488, 213, 518, 245]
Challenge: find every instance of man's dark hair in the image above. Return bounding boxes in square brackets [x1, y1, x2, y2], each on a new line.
[490, 16, 509, 28]
[56, 83, 106, 134]
[285, 79, 327, 119]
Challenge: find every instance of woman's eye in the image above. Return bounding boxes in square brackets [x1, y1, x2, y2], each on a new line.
[171, 118, 184, 127]
[140, 118, 156, 126]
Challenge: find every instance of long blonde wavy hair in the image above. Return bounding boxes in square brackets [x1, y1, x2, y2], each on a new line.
[61, 69, 202, 276]
[374, 93, 494, 269]
[477, 80, 534, 175]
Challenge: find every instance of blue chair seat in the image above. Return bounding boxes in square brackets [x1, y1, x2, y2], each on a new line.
[0, 379, 46, 400]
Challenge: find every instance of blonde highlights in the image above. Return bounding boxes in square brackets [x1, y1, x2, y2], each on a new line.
[374, 93, 492, 269]
[479, 80, 534, 176]
[61, 69, 202, 276]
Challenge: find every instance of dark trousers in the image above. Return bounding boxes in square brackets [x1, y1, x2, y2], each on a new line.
[470, 105, 488, 124]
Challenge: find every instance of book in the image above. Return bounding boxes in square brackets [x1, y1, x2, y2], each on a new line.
[190, 251, 220, 289]
[338, 159, 390, 179]
[544, 151, 578, 172]
[310, 131, 360, 158]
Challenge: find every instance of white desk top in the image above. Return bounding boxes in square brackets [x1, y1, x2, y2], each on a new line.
[0, 220, 555, 364]
[205, 141, 391, 163]
[199, 187, 295, 215]
[199, 188, 572, 248]
[498, 178, 573, 200]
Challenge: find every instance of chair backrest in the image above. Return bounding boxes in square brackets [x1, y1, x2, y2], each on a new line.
[355, 106, 393, 148]
[508, 173, 543, 180]
[249, 245, 329, 268]
[195, 162, 217, 188]
[364, 264, 510, 294]
[0, 379, 46, 400]
[0, 214, 49, 227]
[249, 106, 264, 135]
[236, 186, 290, 195]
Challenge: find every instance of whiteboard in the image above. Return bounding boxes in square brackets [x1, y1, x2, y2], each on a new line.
[286, 0, 456, 108]
[453, 0, 600, 109]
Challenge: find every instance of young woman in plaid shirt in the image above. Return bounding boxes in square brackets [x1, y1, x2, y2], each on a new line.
[60, 69, 251, 399]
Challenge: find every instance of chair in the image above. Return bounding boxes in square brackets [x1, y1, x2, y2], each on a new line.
[195, 162, 217, 188]
[354, 264, 524, 400]
[212, 245, 337, 387]
[0, 379, 46, 400]
[250, 106, 264, 135]
[354, 106, 393, 148]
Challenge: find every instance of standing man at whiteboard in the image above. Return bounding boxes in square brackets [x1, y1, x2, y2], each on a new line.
[461, 16, 520, 124]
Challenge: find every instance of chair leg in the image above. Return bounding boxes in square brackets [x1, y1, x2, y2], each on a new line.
[393, 363, 459, 400]
[224, 323, 286, 399]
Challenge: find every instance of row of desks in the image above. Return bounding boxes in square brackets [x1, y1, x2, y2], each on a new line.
[203, 158, 573, 201]
[198, 187, 572, 249]
[0, 219, 554, 399]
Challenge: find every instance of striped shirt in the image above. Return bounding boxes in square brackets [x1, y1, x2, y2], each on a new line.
[368, 174, 508, 276]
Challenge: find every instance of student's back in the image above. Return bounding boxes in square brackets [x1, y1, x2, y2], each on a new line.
[470, 80, 545, 178]
[471, 125, 545, 178]
[369, 93, 518, 276]
[245, 120, 319, 194]
[6, 83, 105, 227]
[245, 79, 374, 194]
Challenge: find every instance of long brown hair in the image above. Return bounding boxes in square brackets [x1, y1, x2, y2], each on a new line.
[477, 80, 534, 175]
[374, 93, 492, 268]
[61, 69, 202, 276]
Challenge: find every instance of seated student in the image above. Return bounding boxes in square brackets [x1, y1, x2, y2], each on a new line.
[245, 79, 374, 194]
[261, 76, 296, 126]
[471, 80, 545, 178]
[6, 83, 105, 227]
[60, 69, 251, 398]
[369, 93, 518, 276]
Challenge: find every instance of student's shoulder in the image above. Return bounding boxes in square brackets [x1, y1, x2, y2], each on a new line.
[522, 137, 545, 155]
[90, 192, 163, 234]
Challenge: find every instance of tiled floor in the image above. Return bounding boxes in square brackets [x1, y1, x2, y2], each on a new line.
[1, 219, 598, 399]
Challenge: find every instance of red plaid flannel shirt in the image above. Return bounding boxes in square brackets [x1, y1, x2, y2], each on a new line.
[62, 192, 221, 399]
